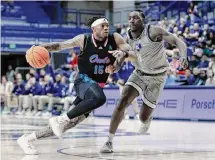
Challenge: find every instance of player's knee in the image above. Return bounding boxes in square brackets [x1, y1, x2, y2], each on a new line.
[95, 94, 106, 106]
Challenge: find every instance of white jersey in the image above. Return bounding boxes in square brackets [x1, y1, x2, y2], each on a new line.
[127, 24, 169, 74]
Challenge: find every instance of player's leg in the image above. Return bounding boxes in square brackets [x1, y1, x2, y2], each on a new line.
[100, 85, 138, 153]
[101, 72, 145, 153]
[49, 74, 106, 137]
[139, 74, 166, 134]
[118, 84, 129, 120]
[17, 96, 86, 155]
[131, 97, 140, 119]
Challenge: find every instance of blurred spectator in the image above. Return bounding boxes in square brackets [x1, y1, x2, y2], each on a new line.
[43, 74, 63, 116]
[63, 75, 76, 114]
[197, 55, 209, 69]
[183, 27, 190, 39]
[37, 75, 54, 116]
[209, 53, 215, 73]
[178, 18, 187, 33]
[29, 68, 39, 81]
[115, 24, 121, 34]
[206, 31, 215, 49]
[188, 23, 200, 41]
[189, 55, 199, 70]
[205, 70, 215, 86]
[1, 76, 14, 114]
[188, 2, 201, 24]
[25, 73, 31, 82]
[169, 52, 180, 71]
[61, 76, 69, 98]
[173, 27, 179, 36]
[199, 24, 210, 42]
[168, 19, 176, 33]
[6, 65, 15, 82]
[193, 67, 204, 85]
[62, 51, 78, 72]
[12, 74, 25, 113]
[25, 77, 42, 116]
[185, 69, 195, 85]
[165, 69, 177, 85]
[39, 69, 46, 84]
[193, 44, 203, 58]
[199, 69, 207, 85]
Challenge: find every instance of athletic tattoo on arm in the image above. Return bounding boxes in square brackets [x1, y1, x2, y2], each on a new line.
[40, 34, 84, 52]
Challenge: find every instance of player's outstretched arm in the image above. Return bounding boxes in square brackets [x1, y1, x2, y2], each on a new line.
[153, 26, 187, 58]
[39, 34, 85, 52]
[113, 32, 137, 62]
[153, 26, 188, 69]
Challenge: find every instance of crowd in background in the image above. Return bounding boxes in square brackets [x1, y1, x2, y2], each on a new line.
[1, 1, 215, 116]
[115, 2, 215, 86]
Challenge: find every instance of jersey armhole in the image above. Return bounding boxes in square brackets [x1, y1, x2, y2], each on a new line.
[79, 34, 89, 56]
[110, 33, 117, 50]
[147, 25, 162, 43]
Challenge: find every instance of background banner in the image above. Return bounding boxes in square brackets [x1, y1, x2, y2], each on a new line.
[94, 88, 215, 121]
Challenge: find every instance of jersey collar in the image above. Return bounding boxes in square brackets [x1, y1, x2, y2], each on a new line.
[92, 34, 108, 48]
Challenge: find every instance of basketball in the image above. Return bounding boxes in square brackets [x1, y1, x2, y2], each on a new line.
[26, 46, 50, 68]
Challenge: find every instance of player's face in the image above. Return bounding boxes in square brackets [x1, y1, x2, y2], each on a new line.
[93, 22, 109, 39]
[128, 12, 144, 32]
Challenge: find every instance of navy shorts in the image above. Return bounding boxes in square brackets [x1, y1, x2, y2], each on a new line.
[74, 73, 97, 100]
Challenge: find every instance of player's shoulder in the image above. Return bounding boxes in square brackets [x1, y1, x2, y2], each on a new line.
[149, 25, 164, 34]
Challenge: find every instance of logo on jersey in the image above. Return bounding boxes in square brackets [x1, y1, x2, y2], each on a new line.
[89, 54, 110, 75]
[136, 41, 142, 51]
[89, 54, 110, 64]
[109, 45, 112, 51]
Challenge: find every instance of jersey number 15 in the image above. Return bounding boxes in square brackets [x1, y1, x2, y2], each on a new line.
[94, 65, 104, 74]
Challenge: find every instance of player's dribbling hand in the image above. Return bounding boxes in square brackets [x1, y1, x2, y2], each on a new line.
[108, 50, 126, 59]
[179, 57, 189, 69]
[105, 65, 116, 74]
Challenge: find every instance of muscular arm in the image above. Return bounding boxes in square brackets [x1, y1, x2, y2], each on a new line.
[114, 32, 137, 61]
[153, 26, 187, 58]
[110, 33, 137, 73]
[40, 34, 85, 52]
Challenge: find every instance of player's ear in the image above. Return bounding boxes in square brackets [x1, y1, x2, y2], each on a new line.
[91, 27, 95, 32]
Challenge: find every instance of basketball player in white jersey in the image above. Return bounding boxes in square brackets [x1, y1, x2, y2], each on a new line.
[101, 10, 188, 153]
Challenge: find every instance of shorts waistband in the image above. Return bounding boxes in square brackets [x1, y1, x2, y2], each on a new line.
[136, 69, 166, 76]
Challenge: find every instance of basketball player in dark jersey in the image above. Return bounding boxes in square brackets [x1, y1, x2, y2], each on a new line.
[17, 17, 137, 154]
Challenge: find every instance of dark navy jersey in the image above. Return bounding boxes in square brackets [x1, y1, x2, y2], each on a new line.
[78, 33, 117, 83]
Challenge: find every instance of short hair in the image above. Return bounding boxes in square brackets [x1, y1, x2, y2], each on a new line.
[132, 9, 145, 20]
[86, 16, 108, 28]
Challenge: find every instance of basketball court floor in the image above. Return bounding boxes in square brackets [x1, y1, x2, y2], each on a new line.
[1, 115, 215, 160]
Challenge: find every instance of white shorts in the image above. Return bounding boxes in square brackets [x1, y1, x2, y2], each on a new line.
[125, 69, 166, 108]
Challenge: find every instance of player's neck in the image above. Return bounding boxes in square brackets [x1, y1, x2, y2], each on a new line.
[93, 34, 106, 42]
[131, 27, 144, 39]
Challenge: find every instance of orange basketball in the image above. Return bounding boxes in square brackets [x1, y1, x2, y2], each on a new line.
[26, 46, 50, 68]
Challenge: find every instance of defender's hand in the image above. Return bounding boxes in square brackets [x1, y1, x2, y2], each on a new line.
[109, 50, 126, 59]
[105, 65, 116, 74]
